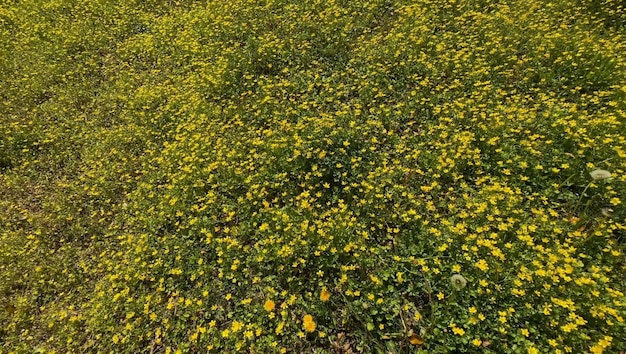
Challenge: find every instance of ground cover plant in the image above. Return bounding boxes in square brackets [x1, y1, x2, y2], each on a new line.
[1, 0, 626, 352]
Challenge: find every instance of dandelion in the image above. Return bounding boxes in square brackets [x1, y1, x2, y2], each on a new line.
[264, 299, 275, 312]
[590, 169, 612, 180]
[303, 314, 316, 333]
[320, 287, 331, 302]
[450, 274, 467, 290]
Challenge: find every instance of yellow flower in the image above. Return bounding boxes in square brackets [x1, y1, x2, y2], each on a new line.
[303, 314, 316, 332]
[320, 287, 331, 302]
[452, 326, 465, 336]
[231, 321, 243, 332]
[472, 339, 482, 346]
[590, 335, 612, 354]
[264, 299, 275, 312]
[475, 259, 489, 271]
[275, 321, 285, 335]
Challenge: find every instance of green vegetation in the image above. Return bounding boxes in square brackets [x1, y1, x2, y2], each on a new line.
[2, 0, 626, 352]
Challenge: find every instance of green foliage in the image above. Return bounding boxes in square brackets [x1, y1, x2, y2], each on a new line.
[1, 0, 626, 353]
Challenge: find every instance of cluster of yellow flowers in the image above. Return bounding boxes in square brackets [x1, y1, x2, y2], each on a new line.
[1, 0, 625, 352]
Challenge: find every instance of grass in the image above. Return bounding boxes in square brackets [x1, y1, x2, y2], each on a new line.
[1, 0, 626, 353]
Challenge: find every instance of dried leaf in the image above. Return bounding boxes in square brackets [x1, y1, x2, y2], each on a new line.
[5, 304, 15, 315]
[408, 333, 424, 345]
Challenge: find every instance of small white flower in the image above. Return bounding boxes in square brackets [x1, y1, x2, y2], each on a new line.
[590, 169, 612, 180]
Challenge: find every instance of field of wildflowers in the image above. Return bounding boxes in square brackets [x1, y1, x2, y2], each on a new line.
[1, 0, 626, 352]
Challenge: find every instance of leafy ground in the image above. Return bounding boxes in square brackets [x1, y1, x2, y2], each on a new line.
[1, 0, 626, 353]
